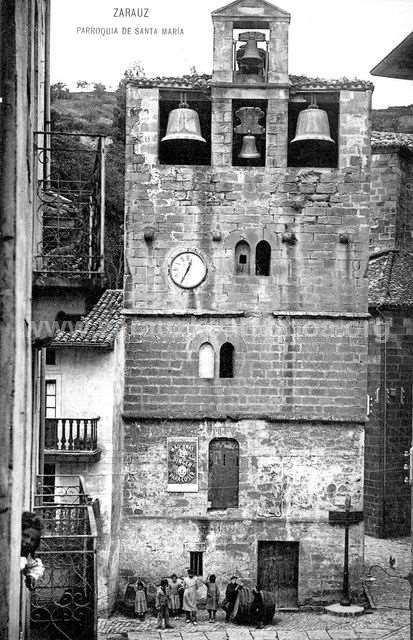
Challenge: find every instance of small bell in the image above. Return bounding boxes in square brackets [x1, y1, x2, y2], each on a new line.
[291, 103, 334, 144]
[162, 100, 206, 143]
[239, 134, 260, 159]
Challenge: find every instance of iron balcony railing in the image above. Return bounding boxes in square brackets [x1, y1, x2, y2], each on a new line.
[31, 475, 98, 640]
[44, 417, 99, 452]
[33, 131, 105, 279]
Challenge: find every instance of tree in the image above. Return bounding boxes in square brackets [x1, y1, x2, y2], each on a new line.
[50, 82, 69, 101]
[123, 60, 145, 81]
[93, 82, 106, 97]
[76, 80, 89, 90]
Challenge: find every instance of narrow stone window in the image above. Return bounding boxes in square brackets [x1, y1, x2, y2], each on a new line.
[199, 342, 215, 379]
[219, 342, 234, 378]
[208, 438, 239, 510]
[255, 240, 271, 276]
[189, 551, 203, 576]
[235, 240, 251, 275]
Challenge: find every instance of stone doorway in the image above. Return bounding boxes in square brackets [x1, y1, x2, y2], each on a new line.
[257, 540, 299, 608]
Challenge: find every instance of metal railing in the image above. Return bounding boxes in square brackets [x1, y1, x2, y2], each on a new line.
[44, 417, 99, 452]
[31, 475, 97, 640]
[33, 131, 105, 279]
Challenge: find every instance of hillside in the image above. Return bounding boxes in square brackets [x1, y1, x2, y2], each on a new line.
[372, 104, 413, 133]
[51, 90, 116, 135]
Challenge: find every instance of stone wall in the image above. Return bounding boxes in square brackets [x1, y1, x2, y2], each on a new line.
[120, 419, 364, 604]
[369, 149, 413, 253]
[399, 154, 413, 249]
[369, 152, 401, 253]
[122, 82, 371, 599]
[365, 311, 413, 537]
[125, 87, 371, 315]
[123, 314, 367, 422]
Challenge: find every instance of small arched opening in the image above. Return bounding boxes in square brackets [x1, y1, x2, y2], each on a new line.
[219, 342, 234, 378]
[198, 342, 215, 379]
[255, 240, 271, 276]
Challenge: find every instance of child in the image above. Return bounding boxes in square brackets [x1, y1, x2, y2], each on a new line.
[205, 574, 220, 623]
[20, 511, 44, 591]
[182, 569, 199, 625]
[168, 573, 182, 619]
[156, 578, 173, 630]
[134, 577, 147, 620]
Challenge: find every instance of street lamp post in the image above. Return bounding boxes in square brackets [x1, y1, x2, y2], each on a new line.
[328, 495, 363, 608]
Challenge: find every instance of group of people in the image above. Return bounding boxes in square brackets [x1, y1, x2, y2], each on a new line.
[131, 570, 266, 630]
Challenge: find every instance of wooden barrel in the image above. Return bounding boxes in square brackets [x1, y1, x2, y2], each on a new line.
[231, 587, 275, 625]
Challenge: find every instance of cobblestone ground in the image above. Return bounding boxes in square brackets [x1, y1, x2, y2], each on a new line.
[98, 536, 411, 640]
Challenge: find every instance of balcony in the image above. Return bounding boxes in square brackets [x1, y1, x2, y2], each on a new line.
[31, 475, 97, 640]
[33, 131, 105, 287]
[44, 417, 101, 463]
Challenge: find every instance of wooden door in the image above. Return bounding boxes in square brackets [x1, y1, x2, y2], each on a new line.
[257, 541, 299, 608]
[208, 439, 239, 509]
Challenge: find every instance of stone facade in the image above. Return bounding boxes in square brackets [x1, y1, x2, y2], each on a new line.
[120, 0, 371, 606]
[365, 310, 413, 537]
[122, 419, 364, 603]
[369, 149, 413, 255]
[365, 142, 413, 538]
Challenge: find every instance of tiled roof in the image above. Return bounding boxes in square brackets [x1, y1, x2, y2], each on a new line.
[52, 289, 123, 348]
[368, 250, 413, 308]
[371, 130, 413, 154]
[289, 75, 373, 91]
[131, 74, 211, 89]
[130, 73, 373, 91]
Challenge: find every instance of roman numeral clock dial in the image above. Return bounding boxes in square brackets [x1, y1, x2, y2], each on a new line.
[169, 251, 207, 289]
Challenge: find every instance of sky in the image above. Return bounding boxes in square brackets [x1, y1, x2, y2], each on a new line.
[51, 0, 413, 108]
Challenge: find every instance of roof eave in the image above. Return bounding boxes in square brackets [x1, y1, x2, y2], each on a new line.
[371, 31, 413, 80]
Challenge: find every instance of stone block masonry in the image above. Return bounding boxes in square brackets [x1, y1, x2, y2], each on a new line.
[121, 31, 372, 603]
[365, 311, 413, 537]
[120, 419, 364, 605]
[123, 315, 367, 422]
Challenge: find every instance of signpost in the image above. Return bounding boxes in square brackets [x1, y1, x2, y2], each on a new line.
[328, 496, 363, 606]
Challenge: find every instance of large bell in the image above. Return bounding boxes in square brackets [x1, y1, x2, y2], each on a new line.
[162, 104, 206, 143]
[291, 104, 334, 144]
[239, 134, 260, 159]
[239, 39, 264, 67]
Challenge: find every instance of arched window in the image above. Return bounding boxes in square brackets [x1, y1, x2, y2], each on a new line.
[219, 342, 234, 378]
[208, 439, 239, 510]
[255, 240, 271, 276]
[199, 342, 215, 379]
[235, 241, 251, 275]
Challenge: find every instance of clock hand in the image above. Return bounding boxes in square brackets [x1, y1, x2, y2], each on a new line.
[180, 259, 192, 284]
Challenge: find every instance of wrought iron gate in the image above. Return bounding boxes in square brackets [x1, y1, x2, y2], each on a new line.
[30, 476, 97, 640]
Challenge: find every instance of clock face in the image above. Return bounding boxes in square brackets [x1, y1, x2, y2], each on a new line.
[170, 251, 207, 289]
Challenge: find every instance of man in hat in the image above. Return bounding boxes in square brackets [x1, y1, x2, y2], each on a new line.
[224, 575, 241, 623]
